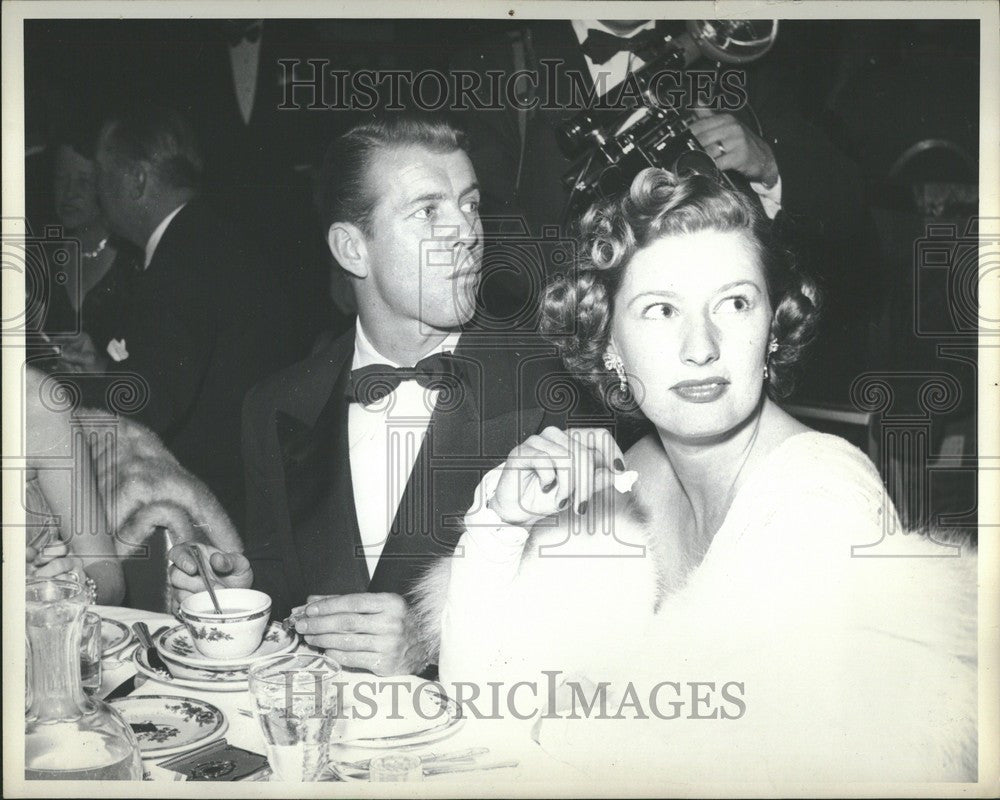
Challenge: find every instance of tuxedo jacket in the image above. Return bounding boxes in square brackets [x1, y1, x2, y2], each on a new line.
[89, 199, 285, 523]
[240, 326, 578, 618]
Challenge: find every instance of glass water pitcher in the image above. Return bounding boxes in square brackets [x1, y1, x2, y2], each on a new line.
[24, 577, 143, 780]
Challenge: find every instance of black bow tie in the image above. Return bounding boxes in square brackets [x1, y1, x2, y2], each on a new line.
[346, 352, 464, 407]
[581, 23, 666, 66]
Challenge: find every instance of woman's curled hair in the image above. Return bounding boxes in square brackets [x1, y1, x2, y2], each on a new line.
[541, 168, 821, 412]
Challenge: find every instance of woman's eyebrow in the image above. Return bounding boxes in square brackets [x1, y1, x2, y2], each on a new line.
[627, 290, 678, 310]
[715, 280, 763, 294]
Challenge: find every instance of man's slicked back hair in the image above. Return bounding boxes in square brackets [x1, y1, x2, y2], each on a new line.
[313, 113, 468, 236]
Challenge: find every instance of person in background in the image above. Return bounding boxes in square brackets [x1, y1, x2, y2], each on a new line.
[58, 104, 286, 525]
[451, 18, 880, 404]
[42, 117, 140, 348]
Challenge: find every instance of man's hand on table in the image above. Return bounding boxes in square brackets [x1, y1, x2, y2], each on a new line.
[293, 593, 428, 677]
[166, 543, 253, 612]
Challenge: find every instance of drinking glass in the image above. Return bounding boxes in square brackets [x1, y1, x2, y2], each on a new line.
[79, 611, 102, 696]
[247, 654, 342, 781]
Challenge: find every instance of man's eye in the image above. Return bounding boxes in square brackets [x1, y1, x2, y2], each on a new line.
[641, 303, 676, 319]
[716, 295, 751, 313]
[413, 206, 437, 220]
[461, 199, 480, 215]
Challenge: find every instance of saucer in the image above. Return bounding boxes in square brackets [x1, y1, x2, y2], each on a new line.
[109, 694, 228, 758]
[134, 648, 248, 692]
[156, 622, 296, 670]
[158, 650, 250, 683]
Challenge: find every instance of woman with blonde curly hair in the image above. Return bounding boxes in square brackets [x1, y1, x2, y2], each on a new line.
[413, 168, 976, 783]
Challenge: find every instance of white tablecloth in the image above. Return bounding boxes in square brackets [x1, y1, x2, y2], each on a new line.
[96, 606, 581, 787]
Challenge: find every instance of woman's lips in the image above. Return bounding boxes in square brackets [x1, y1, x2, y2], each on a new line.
[670, 378, 729, 403]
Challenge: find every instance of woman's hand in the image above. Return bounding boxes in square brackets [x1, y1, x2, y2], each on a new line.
[29, 539, 88, 584]
[489, 426, 626, 526]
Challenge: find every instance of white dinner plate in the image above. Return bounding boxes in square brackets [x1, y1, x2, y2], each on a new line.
[109, 694, 228, 759]
[156, 622, 296, 670]
[133, 647, 248, 692]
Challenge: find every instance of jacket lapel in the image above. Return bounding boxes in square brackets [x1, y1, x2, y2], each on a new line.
[276, 345, 369, 597]
[368, 336, 546, 595]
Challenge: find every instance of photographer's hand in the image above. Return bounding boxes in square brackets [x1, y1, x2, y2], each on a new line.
[689, 108, 779, 187]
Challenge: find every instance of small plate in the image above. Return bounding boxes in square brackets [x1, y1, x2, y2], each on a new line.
[108, 694, 228, 759]
[133, 648, 248, 692]
[338, 690, 465, 749]
[156, 622, 296, 670]
[100, 618, 132, 658]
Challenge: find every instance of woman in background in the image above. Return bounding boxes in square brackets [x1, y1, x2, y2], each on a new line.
[42, 117, 138, 350]
[417, 168, 976, 782]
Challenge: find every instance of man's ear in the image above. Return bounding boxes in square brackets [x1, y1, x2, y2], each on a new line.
[326, 222, 368, 279]
[129, 162, 149, 201]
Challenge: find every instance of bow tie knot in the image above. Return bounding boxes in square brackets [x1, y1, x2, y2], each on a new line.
[581, 24, 666, 66]
[347, 352, 464, 407]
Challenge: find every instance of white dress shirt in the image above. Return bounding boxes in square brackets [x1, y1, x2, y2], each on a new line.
[228, 32, 262, 125]
[570, 19, 782, 218]
[348, 323, 462, 579]
[143, 203, 187, 269]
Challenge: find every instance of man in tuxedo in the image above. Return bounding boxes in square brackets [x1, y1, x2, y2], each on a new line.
[168, 115, 577, 675]
[62, 104, 285, 523]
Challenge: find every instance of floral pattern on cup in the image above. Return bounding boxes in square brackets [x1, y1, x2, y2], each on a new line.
[190, 625, 235, 642]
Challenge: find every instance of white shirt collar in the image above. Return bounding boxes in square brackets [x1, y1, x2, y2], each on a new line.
[352, 321, 462, 370]
[144, 203, 187, 269]
[571, 19, 655, 45]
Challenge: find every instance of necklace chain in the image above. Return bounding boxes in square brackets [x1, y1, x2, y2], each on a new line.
[81, 237, 109, 259]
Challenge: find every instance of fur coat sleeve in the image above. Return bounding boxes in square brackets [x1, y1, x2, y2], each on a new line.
[86, 412, 243, 608]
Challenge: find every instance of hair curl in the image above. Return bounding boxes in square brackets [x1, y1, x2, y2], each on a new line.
[541, 168, 821, 415]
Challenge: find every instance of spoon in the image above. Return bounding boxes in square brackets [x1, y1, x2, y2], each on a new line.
[188, 544, 223, 614]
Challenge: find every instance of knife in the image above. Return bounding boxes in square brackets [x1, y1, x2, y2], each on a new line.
[132, 621, 171, 678]
[104, 673, 146, 701]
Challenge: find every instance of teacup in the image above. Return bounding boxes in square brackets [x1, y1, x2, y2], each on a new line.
[179, 588, 271, 659]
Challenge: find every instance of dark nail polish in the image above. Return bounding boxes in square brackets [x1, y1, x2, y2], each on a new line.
[542, 478, 557, 493]
[577, 500, 589, 516]
[558, 498, 569, 509]
[613, 458, 625, 472]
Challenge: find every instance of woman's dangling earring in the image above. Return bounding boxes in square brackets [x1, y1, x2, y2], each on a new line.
[764, 337, 779, 381]
[603, 353, 627, 393]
